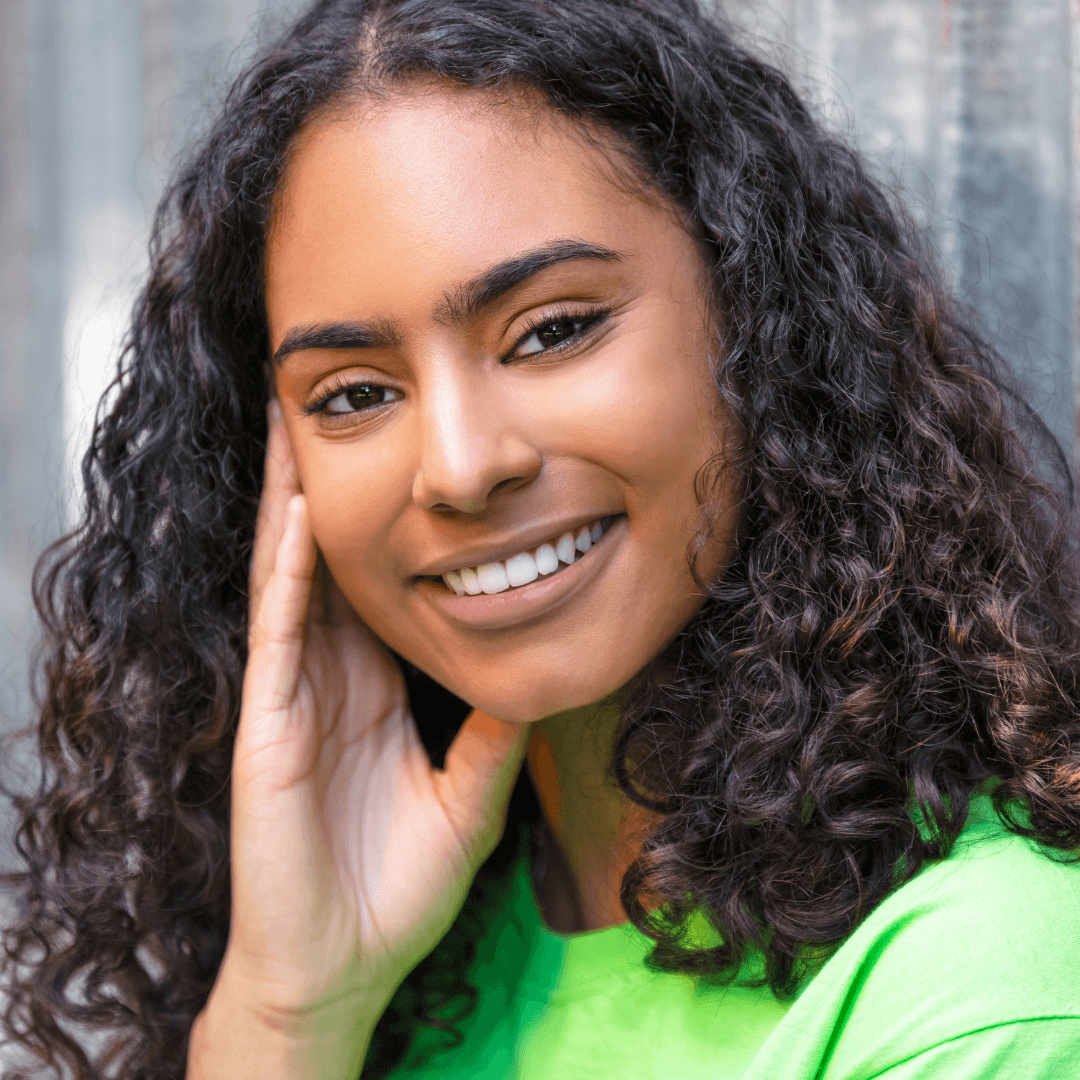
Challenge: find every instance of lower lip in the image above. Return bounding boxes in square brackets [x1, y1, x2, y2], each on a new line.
[417, 516, 627, 631]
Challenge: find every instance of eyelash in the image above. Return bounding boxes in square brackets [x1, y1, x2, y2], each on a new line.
[504, 305, 610, 364]
[304, 304, 610, 420]
[302, 376, 400, 420]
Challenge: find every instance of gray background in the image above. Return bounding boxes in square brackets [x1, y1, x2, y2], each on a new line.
[1, 0, 1078, 863]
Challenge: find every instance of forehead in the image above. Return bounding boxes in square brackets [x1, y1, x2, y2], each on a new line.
[264, 87, 679, 323]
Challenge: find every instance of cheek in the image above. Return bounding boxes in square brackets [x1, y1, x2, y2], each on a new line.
[292, 432, 414, 588]
[602, 379, 709, 489]
[535, 325, 717, 511]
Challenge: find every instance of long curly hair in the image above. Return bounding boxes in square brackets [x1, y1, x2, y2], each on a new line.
[5, 0, 1080, 1076]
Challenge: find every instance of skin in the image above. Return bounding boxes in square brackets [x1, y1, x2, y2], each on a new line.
[188, 86, 739, 1079]
[267, 87, 733, 725]
[267, 88, 736, 928]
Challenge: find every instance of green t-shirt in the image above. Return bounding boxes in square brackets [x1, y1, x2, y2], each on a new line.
[390, 795, 1080, 1078]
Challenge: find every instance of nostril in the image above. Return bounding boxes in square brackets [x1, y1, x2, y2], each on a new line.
[491, 476, 526, 495]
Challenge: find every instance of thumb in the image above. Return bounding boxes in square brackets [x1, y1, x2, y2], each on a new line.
[435, 710, 530, 853]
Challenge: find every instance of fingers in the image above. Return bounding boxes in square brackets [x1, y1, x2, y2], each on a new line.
[244, 495, 318, 722]
[436, 710, 530, 851]
[250, 398, 301, 615]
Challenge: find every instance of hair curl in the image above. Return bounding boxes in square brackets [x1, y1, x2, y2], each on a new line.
[4, 0, 1080, 1076]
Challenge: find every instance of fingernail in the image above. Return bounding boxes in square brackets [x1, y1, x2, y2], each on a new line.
[267, 397, 283, 429]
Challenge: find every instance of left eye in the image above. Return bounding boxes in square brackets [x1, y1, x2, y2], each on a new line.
[324, 384, 399, 413]
[516, 316, 588, 356]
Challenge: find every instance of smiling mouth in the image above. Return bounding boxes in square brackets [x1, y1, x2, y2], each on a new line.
[433, 515, 619, 595]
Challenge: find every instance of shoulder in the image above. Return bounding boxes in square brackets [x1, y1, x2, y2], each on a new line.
[848, 795, 1080, 1006]
[865, 1018, 1080, 1080]
[862, 795, 1080, 1004]
[743, 796, 1080, 1080]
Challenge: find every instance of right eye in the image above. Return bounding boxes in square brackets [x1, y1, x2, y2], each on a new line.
[319, 383, 401, 414]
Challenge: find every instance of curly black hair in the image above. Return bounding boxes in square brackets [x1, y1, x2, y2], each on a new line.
[4, 1, 1080, 1077]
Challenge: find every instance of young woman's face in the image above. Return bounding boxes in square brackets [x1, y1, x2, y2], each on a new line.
[266, 87, 739, 722]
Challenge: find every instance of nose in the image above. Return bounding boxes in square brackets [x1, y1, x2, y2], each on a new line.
[411, 370, 542, 515]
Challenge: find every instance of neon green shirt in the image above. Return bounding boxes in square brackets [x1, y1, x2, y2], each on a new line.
[390, 795, 1080, 1078]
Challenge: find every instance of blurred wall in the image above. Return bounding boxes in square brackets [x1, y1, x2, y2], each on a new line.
[0, 0, 1078, 861]
[733, 0, 1077, 451]
[0, 0, 308, 860]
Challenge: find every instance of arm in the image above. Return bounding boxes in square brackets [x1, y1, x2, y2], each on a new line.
[186, 966, 383, 1080]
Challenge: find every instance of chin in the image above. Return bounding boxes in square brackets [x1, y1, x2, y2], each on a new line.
[437, 662, 630, 724]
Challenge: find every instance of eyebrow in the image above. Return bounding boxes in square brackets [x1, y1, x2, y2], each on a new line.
[434, 238, 623, 325]
[271, 238, 623, 366]
[272, 318, 403, 367]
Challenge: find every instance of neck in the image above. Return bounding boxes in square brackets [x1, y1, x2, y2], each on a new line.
[526, 699, 651, 933]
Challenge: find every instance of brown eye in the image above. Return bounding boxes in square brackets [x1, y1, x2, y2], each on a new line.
[515, 313, 603, 358]
[323, 384, 398, 414]
[536, 319, 578, 347]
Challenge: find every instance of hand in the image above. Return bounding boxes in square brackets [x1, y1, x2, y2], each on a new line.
[189, 400, 529, 1078]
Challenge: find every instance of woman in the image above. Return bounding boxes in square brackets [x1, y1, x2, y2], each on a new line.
[3, 0, 1080, 1077]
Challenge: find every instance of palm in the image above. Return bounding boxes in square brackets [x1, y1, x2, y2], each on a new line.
[288, 622, 483, 981]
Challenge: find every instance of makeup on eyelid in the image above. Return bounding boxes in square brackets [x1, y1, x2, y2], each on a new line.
[301, 308, 611, 425]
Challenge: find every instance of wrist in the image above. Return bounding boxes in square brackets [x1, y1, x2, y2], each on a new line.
[187, 964, 384, 1080]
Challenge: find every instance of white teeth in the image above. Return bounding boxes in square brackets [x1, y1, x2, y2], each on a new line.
[505, 552, 539, 587]
[477, 562, 510, 594]
[555, 532, 577, 564]
[534, 543, 559, 575]
[442, 518, 614, 595]
[459, 566, 483, 595]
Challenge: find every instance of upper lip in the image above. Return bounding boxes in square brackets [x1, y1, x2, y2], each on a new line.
[411, 513, 618, 578]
